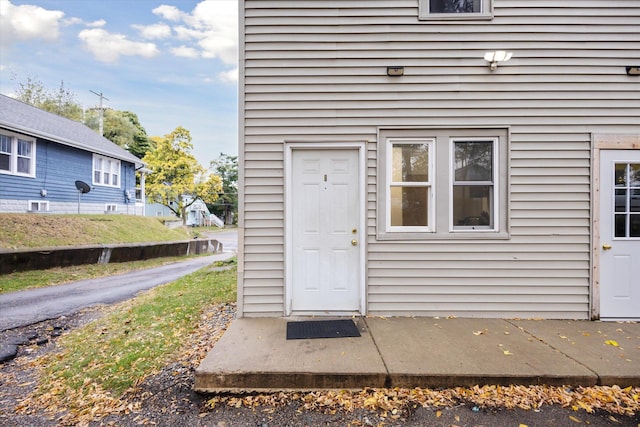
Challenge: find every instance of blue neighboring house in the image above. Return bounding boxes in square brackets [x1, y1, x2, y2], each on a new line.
[0, 94, 146, 215]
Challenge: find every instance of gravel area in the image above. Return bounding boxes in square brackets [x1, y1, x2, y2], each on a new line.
[1, 305, 638, 427]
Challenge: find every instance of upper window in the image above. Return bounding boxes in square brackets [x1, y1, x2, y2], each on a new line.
[378, 128, 508, 240]
[0, 131, 36, 177]
[93, 154, 120, 187]
[419, 0, 493, 20]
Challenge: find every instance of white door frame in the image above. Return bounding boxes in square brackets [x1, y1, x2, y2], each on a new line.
[591, 134, 640, 319]
[284, 141, 367, 316]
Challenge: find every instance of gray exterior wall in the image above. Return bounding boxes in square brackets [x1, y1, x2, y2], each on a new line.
[239, 0, 640, 318]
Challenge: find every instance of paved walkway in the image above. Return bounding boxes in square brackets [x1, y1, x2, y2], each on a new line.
[195, 317, 640, 392]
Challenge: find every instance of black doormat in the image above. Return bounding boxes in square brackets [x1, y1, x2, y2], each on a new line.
[286, 319, 361, 340]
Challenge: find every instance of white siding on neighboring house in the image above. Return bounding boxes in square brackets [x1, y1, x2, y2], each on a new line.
[239, 0, 640, 317]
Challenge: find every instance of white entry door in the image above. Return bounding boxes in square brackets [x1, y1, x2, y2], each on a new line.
[290, 148, 361, 313]
[599, 149, 640, 319]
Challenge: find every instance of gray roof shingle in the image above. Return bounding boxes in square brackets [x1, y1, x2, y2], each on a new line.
[0, 94, 144, 168]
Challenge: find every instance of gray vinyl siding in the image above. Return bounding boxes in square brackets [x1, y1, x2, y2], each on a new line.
[240, 0, 640, 317]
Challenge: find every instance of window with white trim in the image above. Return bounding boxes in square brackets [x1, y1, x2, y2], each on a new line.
[93, 154, 120, 187]
[419, 0, 493, 19]
[105, 203, 117, 213]
[387, 139, 434, 232]
[0, 131, 36, 177]
[29, 200, 49, 212]
[451, 139, 496, 230]
[378, 128, 508, 240]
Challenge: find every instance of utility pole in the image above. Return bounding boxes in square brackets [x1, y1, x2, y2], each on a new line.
[89, 90, 109, 136]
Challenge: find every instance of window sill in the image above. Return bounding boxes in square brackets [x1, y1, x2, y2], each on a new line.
[418, 13, 493, 21]
[376, 231, 510, 241]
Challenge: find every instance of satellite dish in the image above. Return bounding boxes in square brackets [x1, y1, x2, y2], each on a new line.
[75, 180, 91, 194]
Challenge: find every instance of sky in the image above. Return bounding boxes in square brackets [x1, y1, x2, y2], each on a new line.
[0, 0, 238, 167]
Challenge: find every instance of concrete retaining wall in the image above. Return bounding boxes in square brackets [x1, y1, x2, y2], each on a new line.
[0, 239, 223, 275]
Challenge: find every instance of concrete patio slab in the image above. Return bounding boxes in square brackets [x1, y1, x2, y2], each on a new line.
[511, 320, 640, 386]
[194, 317, 387, 392]
[195, 317, 640, 393]
[367, 317, 597, 388]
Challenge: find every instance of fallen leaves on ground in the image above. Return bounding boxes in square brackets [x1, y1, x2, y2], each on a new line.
[14, 302, 235, 426]
[207, 384, 640, 418]
[12, 302, 640, 426]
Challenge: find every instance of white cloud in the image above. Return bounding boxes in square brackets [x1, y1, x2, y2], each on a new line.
[78, 28, 159, 63]
[0, 0, 65, 47]
[133, 23, 171, 40]
[171, 45, 199, 58]
[155, 0, 238, 66]
[218, 67, 238, 84]
[87, 19, 106, 28]
[152, 4, 186, 22]
[62, 17, 104, 28]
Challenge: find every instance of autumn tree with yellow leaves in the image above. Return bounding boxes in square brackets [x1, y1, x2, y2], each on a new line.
[143, 126, 222, 225]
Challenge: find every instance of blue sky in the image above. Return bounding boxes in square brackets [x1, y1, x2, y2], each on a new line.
[0, 0, 238, 167]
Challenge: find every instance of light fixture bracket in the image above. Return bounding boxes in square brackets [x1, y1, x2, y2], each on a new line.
[626, 66, 640, 76]
[387, 66, 404, 77]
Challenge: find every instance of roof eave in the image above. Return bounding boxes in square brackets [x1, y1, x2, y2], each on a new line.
[0, 120, 146, 169]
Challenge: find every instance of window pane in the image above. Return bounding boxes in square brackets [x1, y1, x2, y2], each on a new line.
[615, 163, 626, 186]
[615, 189, 627, 212]
[392, 143, 429, 182]
[631, 164, 640, 213]
[104, 172, 109, 183]
[631, 214, 640, 237]
[430, 0, 480, 13]
[112, 174, 118, 186]
[94, 171, 101, 183]
[454, 141, 492, 181]
[632, 192, 640, 213]
[453, 185, 493, 227]
[390, 186, 429, 227]
[17, 157, 30, 174]
[17, 139, 31, 156]
[615, 214, 626, 238]
[0, 154, 9, 171]
[0, 135, 11, 153]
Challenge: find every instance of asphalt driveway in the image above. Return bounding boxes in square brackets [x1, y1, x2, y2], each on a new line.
[0, 252, 231, 332]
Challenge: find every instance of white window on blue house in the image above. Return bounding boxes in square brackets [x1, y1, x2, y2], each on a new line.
[419, 0, 493, 19]
[0, 131, 36, 177]
[93, 154, 120, 187]
[29, 200, 49, 212]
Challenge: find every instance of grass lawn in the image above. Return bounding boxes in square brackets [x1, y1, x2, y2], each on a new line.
[0, 214, 192, 250]
[23, 260, 236, 421]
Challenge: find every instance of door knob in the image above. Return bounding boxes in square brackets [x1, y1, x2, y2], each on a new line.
[351, 239, 358, 246]
[602, 244, 612, 250]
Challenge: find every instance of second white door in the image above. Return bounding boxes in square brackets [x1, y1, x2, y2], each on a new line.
[599, 149, 640, 319]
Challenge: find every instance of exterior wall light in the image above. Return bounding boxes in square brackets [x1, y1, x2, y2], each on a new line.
[387, 66, 404, 76]
[626, 66, 640, 76]
[484, 51, 512, 71]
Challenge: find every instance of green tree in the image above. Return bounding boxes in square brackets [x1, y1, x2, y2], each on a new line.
[14, 75, 83, 121]
[143, 127, 222, 225]
[84, 109, 153, 158]
[209, 153, 238, 224]
[13, 74, 153, 158]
